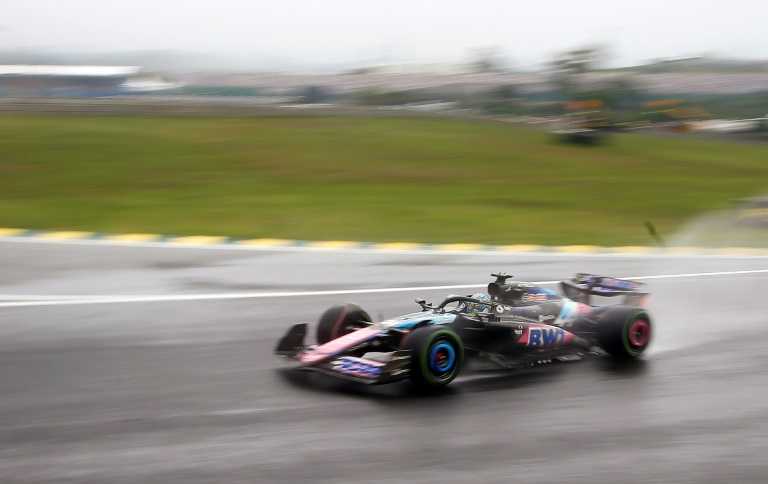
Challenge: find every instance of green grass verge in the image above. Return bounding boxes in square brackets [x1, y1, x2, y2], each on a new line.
[1, 115, 767, 246]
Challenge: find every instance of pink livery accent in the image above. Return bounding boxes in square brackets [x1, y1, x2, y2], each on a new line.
[555, 300, 592, 326]
[577, 302, 593, 315]
[299, 327, 381, 364]
[517, 325, 575, 347]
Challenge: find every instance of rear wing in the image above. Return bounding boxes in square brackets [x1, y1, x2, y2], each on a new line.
[560, 273, 648, 306]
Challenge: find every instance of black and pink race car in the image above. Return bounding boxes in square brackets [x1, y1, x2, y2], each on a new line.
[275, 273, 652, 389]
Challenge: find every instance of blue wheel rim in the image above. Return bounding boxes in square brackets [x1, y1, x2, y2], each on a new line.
[429, 342, 456, 374]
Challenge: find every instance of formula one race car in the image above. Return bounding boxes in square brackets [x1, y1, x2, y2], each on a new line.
[275, 273, 652, 389]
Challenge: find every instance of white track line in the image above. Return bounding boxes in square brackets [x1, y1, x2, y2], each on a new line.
[0, 269, 765, 308]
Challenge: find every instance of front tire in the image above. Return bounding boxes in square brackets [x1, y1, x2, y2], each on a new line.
[401, 326, 464, 388]
[597, 306, 652, 360]
[316, 303, 372, 345]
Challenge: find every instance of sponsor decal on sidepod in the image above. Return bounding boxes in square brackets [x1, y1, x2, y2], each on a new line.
[518, 326, 574, 347]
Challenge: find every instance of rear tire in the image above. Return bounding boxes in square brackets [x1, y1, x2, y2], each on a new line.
[316, 303, 372, 345]
[597, 306, 652, 360]
[401, 326, 464, 388]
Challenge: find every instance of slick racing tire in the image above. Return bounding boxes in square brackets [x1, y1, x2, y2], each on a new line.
[597, 306, 652, 360]
[401, 326, 464, 388]
[316, 303, 372, 345]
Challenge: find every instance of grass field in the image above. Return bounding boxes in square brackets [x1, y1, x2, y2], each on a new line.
[1, 115, 767, 246]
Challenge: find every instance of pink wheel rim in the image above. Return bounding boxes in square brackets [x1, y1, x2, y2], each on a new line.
[628, 320, 650, 347]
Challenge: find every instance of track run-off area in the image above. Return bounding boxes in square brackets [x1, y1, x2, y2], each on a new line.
[1, 237, 767, 482]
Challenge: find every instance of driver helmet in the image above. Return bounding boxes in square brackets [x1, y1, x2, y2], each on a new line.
[464, 293, 491, 316]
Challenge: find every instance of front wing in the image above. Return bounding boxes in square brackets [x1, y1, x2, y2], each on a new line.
[275, 323, 412, 384]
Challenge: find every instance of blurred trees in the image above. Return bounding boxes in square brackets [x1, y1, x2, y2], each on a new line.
[550, 45, 609, 74]
[468, 46, 508, 73]
[549, 45, 651, 125]
[550, 44, 611, 97]
[301, 85, 329, 104]
[479, 84, 519, 114]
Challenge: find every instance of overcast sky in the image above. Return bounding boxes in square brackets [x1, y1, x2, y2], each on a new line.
[2, 0, 766, 70]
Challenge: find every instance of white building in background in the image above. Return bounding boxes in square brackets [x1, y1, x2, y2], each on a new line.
[0, 65, 182, 97]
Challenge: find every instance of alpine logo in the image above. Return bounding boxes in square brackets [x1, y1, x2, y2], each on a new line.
[518, 326, 574, 347]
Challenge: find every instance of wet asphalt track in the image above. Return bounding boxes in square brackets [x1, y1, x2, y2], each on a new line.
[0, 239, 767, 483]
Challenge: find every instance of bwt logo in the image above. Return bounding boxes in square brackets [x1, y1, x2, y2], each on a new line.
[525, 327, 570, 347]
